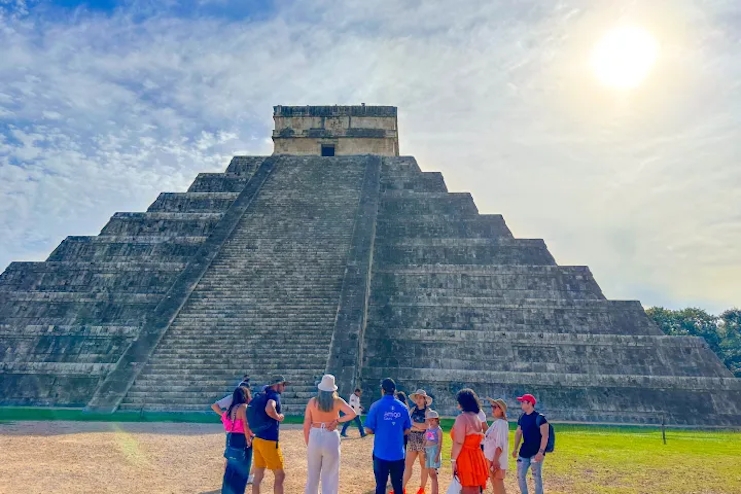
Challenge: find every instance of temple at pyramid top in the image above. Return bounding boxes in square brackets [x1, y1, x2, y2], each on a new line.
[272, 105, 399, 156]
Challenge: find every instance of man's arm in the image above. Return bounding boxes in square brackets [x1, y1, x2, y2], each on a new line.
[512, 425, 522, 458]
[265, 399, 285, 422]
[211, 395, 231, 416]
[363, 403, 376, 435]
[535, 422, 549, 462]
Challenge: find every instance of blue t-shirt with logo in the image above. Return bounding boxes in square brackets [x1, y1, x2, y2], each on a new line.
[364, 395, 412, 461]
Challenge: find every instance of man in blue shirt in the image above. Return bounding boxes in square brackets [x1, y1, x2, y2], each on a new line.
[512, 393, 549, 494]
[364, 378, 411, 494]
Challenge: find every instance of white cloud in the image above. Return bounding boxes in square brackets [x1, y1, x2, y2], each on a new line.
[0, 0, 739, 312]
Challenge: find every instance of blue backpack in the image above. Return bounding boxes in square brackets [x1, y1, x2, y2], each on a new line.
[246, 391, 273, 436]
[536, 413, 556, 453]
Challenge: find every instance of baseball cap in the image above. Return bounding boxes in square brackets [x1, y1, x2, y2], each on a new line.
[381, 378, 396, 393]
[516, 394, 537, 406]
[267, 375, 290, 386]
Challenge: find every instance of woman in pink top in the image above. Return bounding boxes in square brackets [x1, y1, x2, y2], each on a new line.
[221, 387, 253, 494]
[302, 374, 356, 494]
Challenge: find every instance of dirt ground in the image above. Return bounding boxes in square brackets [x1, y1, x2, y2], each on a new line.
[0, 421, 473, 494]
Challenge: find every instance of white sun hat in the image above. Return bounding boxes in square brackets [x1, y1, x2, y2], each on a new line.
[409, 389, 433, 406]
[317, 374, 338, 392]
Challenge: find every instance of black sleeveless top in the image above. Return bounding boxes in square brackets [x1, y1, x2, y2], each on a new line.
[410, 405, 428, 425]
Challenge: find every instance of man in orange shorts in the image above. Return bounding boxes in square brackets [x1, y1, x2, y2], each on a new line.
[251, 376, 289, 494]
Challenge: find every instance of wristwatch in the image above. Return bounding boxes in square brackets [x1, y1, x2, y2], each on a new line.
[538, 449, 545, 454]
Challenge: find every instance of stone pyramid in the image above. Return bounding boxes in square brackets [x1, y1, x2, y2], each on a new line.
[1, 105, 739, 425]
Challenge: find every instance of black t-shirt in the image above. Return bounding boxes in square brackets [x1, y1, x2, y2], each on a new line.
[259, 388, 281, 442]
[517, 411, 547, 458]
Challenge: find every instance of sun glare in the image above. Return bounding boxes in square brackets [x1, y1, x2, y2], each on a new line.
[591, 25, 658, 90]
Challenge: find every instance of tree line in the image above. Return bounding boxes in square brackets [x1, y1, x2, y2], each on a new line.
[645, 307, 741, 378]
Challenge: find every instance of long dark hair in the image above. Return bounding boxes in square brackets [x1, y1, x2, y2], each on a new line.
[227, 386, 250, 419]
[456, 388, 481, 414]
[396, 391, 408, 407]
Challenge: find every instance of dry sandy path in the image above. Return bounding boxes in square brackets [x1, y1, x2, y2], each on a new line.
[0, 421, 469, 494]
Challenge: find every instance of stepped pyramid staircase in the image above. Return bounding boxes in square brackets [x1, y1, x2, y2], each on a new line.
[0, 155, 739, 424]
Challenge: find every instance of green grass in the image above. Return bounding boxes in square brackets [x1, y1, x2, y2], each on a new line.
[434, 424, 741, 494]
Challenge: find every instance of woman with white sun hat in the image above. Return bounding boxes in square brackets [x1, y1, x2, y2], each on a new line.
[302, 374, 356, 494]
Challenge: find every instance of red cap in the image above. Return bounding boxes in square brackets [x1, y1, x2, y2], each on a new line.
[516, 394, 537, 405]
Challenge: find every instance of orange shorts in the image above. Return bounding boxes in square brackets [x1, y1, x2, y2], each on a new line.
[252, 437, 284, 470]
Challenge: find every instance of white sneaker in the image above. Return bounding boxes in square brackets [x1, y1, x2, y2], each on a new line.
[247, 475, 254, 484]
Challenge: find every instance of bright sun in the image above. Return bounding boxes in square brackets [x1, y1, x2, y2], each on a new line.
[591, 26, 659, 89]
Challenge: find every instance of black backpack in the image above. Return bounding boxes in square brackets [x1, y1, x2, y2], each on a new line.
[246, 391, 273, 436]
[536, 413, 555, 453]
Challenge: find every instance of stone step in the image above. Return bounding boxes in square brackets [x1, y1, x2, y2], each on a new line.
[367, 301, 660, 335]
[167, 321, 331, 328]
[187, 173, 252, 193]
[100, 213, 223, 237]
[142, 361, 326, 372]
[1, 261, 187, 273]
[363, 333, 730, 378]
[365, 329, 702, 347]
[47, 236, 205, 263]
[362, 367, 741, 391]
[0, 291, 161, 303]
[381, 171, 447, 193]
[225, 156, 266, 174]
[147, 192, 240, 213]
[374, 240, 555, 265]
[0, 324, 139, 337]
[374, 291, 604, 304]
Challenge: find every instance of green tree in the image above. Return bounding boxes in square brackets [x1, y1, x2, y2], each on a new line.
[645, 307, 741, 378]
[719, 309, 741, 377]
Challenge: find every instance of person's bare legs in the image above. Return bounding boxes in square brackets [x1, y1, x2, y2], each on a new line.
[492, 478, 506, 494]
[417, 453, 429, 491]
[489, 469, 506, 494]
[273, 469, 285, 494]
[251, 468, 265, 494]
[429, 469, 438, 494]
[402, 450, 418, 488]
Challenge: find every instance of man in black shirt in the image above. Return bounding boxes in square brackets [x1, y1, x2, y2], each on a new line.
[511, 394, 548, 494]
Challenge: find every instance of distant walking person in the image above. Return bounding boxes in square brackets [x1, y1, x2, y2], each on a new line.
[341, 388, 366, 438]
[404, 389, 433, 494]
[303, 374, 356, 494]
[511, 394, 549, 494]
[364, 378, 412, 494]
[249, 376, 289, 494]
[484, 398, 509, 494]
[450, 388, 489, 494]
[221, 387, 254, 494]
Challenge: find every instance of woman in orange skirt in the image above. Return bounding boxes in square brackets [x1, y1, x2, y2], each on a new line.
[450, 388, 488, 494]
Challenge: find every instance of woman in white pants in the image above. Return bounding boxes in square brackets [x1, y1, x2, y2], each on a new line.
[302, 374, 356, 494]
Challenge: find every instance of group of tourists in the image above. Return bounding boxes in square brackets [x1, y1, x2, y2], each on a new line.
[211, 374, 551, 494]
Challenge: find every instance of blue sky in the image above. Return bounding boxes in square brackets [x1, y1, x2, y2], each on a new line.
[1, 0, 739, 312]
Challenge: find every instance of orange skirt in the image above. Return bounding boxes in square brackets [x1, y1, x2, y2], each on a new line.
[453, 433, 488, 488]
